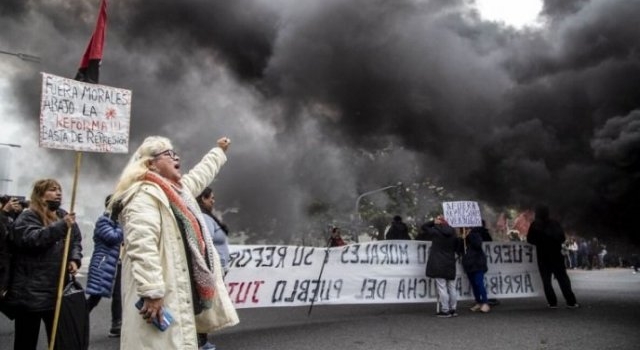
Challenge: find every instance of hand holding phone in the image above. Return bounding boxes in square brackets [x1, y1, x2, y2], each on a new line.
[135, 298, 174, 331]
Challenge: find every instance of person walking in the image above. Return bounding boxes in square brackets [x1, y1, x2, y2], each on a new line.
[3, 179, 83, 350]
[195, 187, 233, 350]
[462, 225, 490, 313]
[110, 136, 238, 350]
[526, 205, 579, 309]
[420, 214, 460, 317]
[86, 194, 124, 337]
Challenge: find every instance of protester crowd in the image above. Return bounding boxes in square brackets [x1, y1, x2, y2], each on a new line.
[0, 136, 236, 350]
[1, 134, 638, 349]
[330, 207, 586, 318]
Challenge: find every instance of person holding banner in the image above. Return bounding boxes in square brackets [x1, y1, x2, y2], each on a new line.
[3, 179, 82, 350]
[462, 225, 490, 313]
[111, 136, 238, 350]
[421, 214, 461, 317]
[526, 205, 579, 309]
[329, 227, 346, 247]
[385, 215, 411, 240]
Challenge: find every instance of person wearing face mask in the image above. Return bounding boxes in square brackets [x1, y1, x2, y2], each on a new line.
[110, 136, 238, 350]
[4, 179, 83, 350]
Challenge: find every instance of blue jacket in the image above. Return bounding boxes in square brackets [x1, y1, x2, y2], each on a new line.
[86, 214, 123, 297]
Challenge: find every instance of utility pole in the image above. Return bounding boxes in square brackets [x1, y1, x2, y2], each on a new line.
[353, 182, 402, 242]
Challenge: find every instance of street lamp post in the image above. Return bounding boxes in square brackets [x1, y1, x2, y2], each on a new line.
[0, 49, 41, 63]
[353, 182, 402, 242]
[0, 143, 22, 148]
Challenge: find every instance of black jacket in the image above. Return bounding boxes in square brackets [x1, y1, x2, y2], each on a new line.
[526, 218, 565, 268]
[462, 227, 488, 274]
[4, 208, 82, 312]
[421, 221, 460, 280]
[0, 211, 12, 293]
[386, 221, 411, 240]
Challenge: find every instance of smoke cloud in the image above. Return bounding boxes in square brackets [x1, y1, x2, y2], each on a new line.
[1, 0, 638, 246]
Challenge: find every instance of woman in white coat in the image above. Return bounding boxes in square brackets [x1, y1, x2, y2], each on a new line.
[111, 136, 238, 350]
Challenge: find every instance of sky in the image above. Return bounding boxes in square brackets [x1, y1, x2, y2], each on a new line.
[1, 0, 639, 246]
[475, 0, 543, 28]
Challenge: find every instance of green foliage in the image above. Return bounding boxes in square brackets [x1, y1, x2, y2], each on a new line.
[356, 178, 454, 237]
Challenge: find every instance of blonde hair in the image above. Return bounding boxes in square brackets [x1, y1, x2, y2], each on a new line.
[29, 178, 62, 226]
[110, 136, 173, 208]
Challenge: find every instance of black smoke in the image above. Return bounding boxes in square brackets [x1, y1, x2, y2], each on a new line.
[1, 0, 639, 246]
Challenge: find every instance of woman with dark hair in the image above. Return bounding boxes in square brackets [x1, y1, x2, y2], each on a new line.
[196, 187, 230, 275]
[462, 224, 490, 313]
[195, 187, 232, 350]
[86, 194, 124, 337]
[5, 179, 82, 350]
[329, 227, 346, 247]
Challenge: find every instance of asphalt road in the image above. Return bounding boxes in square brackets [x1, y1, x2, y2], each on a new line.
[1, 268, 639, 350]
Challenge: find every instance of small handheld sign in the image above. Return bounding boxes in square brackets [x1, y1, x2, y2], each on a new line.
[442, 201, 482, 228]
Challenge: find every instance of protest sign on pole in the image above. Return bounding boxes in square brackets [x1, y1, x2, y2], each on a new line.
[39, 72, 131, 154]
[44, 3, 116, 348]
[41, 71, 131, 350]
[442, 200, 482, 228]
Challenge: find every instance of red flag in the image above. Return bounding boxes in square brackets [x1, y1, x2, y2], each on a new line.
[75, 0, 107, 83]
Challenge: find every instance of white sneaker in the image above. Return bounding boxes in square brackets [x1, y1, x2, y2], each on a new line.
[199, 342, 216, 350]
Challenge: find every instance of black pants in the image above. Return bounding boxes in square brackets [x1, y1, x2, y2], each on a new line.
[87, 262, 122, 323]
[539, 262, 577, 306]
[14, 309, 55, 350]
[198, 332, 209, 347]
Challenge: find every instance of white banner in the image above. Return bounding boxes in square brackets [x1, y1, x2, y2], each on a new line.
[225, 241, 541, 309]
[442, 201, 482, 228]
[39, 72, 131, 153]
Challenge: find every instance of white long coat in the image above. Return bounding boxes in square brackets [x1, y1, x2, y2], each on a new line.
[119, 147, 239, 350]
